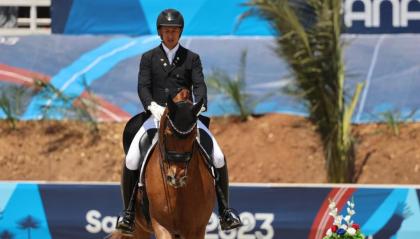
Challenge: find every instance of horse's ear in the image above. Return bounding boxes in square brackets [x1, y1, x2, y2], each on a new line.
[192, 98, 204, 116]
[167, 95, 177, 113]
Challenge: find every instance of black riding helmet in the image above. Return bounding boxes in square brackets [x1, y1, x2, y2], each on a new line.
[156, 9, 184, 34]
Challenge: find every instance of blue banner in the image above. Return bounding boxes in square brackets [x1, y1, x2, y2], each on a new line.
[1, 182, 420, 238]
[50, 0, 271, 36]
[51, 0, 420, 35]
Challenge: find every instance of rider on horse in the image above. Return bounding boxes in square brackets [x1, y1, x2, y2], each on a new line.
[116, 9, 242, 235]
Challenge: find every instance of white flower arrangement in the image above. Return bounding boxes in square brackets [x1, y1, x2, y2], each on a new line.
[323, 199, 365, 239]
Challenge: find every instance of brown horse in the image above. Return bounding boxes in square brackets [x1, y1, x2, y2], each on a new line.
[112, 89, 216, 239]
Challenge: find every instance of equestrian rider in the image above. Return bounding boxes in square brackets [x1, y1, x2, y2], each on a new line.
[115, 9, 242, 235]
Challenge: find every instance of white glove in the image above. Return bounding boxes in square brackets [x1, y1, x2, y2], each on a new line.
[148, 102, 165, 120]
[197, 106, 206, 116]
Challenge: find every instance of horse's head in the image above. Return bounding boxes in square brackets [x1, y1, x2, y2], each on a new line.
[159, 89, 203, 188]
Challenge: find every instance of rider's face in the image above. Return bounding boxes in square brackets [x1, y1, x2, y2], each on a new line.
[159, 26, 181, 49]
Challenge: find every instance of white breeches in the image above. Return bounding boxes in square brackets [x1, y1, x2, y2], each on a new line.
[125, 116, 225, 170]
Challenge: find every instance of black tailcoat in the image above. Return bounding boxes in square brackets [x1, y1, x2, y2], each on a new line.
[138, 44, 207, 110]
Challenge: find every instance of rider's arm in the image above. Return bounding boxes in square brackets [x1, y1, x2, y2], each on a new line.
[191, 54, 207, 111]
[138, 53, 154, 110]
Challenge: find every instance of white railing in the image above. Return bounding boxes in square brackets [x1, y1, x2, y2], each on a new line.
[0, 0, 51, 35]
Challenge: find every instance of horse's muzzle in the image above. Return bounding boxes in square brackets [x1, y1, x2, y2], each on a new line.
[166, 175, 188, 188]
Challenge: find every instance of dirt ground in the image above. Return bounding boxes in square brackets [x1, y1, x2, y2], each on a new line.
[1, 114, 420, 184]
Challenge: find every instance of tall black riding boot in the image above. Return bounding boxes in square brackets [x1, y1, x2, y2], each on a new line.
[115, 165, 140, 236]
[215, 164, 243, 231]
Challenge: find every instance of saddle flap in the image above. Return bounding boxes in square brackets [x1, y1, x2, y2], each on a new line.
[139, 129, 158, 158]
[139, 129, 158, 185]
[198, 128, 213, 161]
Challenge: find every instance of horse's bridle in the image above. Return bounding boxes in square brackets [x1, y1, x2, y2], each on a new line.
[158, 106, 198, 188]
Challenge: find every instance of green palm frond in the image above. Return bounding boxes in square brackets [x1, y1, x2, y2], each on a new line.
[245, 0, 364, 182]
[34, 78, 100, 133]
[207, 50, 264, 121]
[0, 85, 33, 129]
[380, 108, 418, 136]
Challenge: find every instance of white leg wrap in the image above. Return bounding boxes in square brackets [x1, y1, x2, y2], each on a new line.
[125, 116, 159, 170]
[198, 120, 226, 168]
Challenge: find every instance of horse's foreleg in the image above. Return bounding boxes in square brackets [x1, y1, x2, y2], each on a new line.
[108, 223, 151, 239]
[133, 227, 152, 239]
[183, 227, 206, 239]
[108, 228, 151, 239]
[151, 219, 175, 239]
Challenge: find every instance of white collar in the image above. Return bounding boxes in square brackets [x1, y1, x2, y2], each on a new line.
[162, 43, 180, 64]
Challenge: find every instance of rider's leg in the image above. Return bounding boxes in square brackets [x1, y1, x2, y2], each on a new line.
[116, 164, 139, 235]
[125, 117, 158, 170]
[116, 116, 158, 234]
[197, 121, 242, 231]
